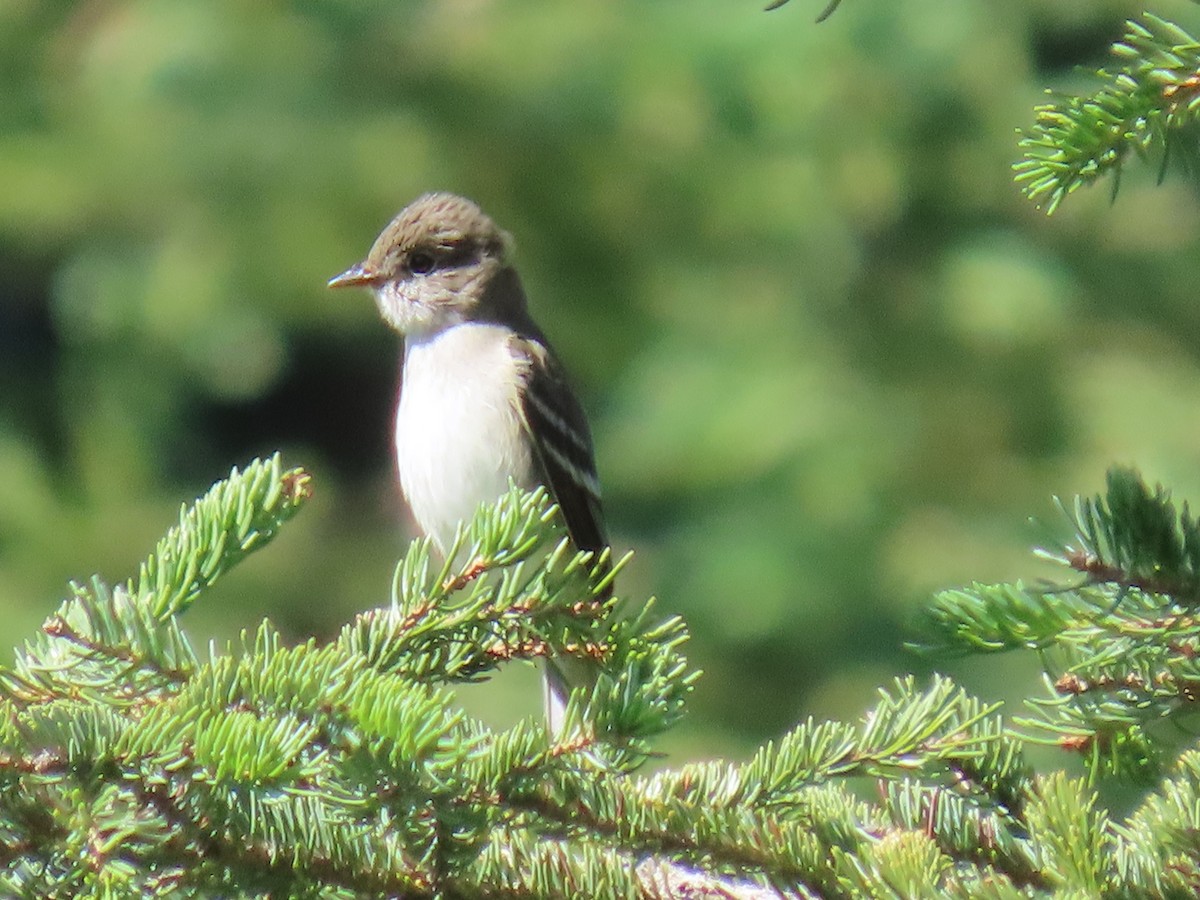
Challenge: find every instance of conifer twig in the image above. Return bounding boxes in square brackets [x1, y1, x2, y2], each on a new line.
[1016, 14, 1200, 213]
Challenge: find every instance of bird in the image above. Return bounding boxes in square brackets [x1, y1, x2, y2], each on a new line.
[328, 192, 608, 736]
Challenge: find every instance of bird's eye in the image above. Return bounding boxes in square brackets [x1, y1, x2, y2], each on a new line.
[408, 252, 437, 275]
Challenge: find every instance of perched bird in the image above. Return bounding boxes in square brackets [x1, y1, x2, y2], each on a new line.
[328, 192, 608, 735]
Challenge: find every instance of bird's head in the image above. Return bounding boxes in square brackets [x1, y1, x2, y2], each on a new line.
[329, 192, 516, 338]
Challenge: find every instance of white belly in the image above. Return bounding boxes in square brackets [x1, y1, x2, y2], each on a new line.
[395, 323, 536, 552]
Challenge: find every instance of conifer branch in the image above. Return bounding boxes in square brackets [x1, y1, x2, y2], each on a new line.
[13, 459, 1200, 893]
[1016, 14, 1200, 213]
[918, 467, 1200, 785]
[763, 0, 843, 23]
[0, 459, 1031, 896]
[1, 455, 310, 709]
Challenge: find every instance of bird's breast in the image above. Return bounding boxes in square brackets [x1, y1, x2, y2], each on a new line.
[395, 323, 536, 552]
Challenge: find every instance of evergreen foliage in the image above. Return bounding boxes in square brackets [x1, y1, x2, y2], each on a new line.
[910, 461, 1200, 899]
[919, 467, 1200, 788]
[1016, 14, 1200, 213]
[9, 459, 1200, 895]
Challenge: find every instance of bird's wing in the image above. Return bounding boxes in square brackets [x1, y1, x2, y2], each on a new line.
[511, 336, 608, 555]
[511, 335, 612, 735]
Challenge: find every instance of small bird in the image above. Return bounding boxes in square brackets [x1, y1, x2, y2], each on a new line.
[328, 192, 608, 735]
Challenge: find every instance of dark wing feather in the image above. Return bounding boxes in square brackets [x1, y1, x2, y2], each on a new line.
[513, 336, 608, 555]
[512, 334, 611, 733]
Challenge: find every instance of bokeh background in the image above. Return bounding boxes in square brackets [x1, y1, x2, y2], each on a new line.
[3, 0, 1200, 763]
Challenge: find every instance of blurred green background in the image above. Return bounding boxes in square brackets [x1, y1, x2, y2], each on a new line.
[4, 0, 1200, 763]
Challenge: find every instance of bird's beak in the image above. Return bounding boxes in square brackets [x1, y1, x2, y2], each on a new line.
[327, 262, 382, 289]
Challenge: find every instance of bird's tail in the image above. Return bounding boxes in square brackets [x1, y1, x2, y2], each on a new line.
[542, 546, 618, 738]
[541, 655, 601, 738]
